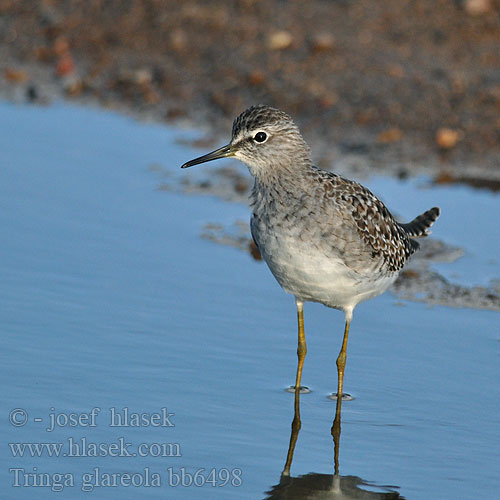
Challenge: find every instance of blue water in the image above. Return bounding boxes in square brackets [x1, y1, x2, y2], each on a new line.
[1, 101, 498, 499]
[365, 176, 500, 289]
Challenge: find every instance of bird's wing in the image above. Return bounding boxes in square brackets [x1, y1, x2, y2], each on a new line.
[316, 170, 418, 273]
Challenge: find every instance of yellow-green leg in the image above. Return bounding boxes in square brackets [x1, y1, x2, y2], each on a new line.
[336, 316, 351, 399]
[294, 299, 307, 396]
[332, 312, 352, 476]
[282, 299, 306, 476]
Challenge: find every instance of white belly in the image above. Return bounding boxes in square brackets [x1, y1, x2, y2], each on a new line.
[258, 232, 397, 313]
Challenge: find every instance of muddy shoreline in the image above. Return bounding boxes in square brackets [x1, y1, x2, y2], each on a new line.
[2, 1, 499, 311]
[2, 1, 500, 185]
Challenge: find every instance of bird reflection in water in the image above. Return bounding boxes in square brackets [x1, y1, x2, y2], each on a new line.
[265, 390, 404, 499]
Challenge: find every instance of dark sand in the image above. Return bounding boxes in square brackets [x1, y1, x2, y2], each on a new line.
[2, 0, 500, 184]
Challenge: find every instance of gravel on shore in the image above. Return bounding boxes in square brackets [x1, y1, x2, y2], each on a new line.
[1, 1, 500, 184]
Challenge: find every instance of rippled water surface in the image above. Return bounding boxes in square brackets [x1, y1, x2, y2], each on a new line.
[1, 101, 498, 499]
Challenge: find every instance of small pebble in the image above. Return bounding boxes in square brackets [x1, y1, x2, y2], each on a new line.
[170, 29, 187, 51]
[464, 0, 492, 15]
[436, 128, 461, 150]
[4, 67, 28, 83]
[248, 70, 265, 86]
[56, 53, 76, 77]
[377, 127, 403, 144]
[267, 31, 293, 50]
[310, 33, 336, 52]
[134, 69, 153, 86]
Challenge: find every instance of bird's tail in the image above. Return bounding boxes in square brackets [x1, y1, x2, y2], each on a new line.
[400, 207, 440, 238]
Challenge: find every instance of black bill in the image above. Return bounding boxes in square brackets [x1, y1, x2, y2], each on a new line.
[181, 144, 234, 168]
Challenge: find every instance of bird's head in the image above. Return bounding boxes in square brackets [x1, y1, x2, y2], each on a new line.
[181, 105, 311, 177]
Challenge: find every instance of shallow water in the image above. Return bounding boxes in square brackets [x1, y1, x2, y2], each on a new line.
[1, 101, 498, 499]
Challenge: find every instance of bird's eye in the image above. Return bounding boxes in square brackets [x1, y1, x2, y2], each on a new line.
[253, 131, 268, 143]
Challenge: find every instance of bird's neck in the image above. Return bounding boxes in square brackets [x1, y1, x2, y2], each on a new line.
[247, 154, 313, 189]
[249, 158, 314, 213]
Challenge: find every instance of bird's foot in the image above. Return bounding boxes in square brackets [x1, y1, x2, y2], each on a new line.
[327, 392, 354, 401]
[285, 385, 311, 394]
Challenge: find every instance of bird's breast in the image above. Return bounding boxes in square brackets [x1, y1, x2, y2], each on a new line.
[250, 200, 397, 310]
